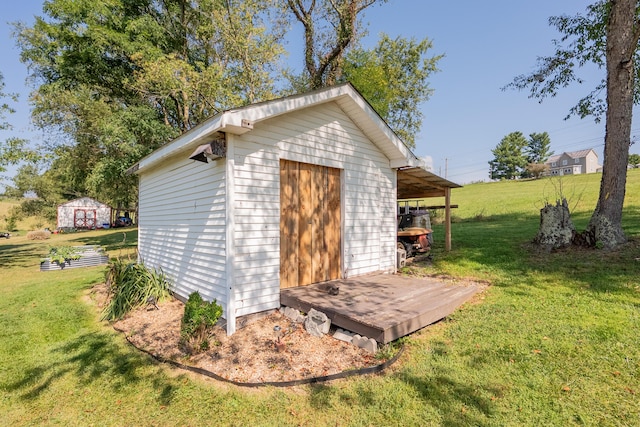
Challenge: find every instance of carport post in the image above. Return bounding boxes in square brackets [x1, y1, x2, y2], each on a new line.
[445, 187, 452, 251]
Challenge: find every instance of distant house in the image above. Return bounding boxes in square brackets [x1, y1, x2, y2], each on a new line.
[57, 197, 112, 229]
[545, 148, 601, 176]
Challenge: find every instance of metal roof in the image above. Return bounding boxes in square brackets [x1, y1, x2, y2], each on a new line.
[397, 167, 462, 199]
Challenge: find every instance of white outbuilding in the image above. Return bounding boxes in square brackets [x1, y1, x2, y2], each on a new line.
[131, 83, 459, 335]
[57, 197, 112, 230]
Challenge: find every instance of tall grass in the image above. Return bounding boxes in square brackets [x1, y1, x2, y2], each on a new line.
[1, 171, 639, 426]
[102, 259, 171, 321]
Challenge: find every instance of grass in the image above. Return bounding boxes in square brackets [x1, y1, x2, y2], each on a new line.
[1, 171, 639, 426]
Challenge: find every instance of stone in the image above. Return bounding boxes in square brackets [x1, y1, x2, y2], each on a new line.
[333, 328, 355, 343]
[350, 335, 378, 353]
[282, 306, 305, 323]
[397, 248, 406, 268]
[362, 338, 378, 353]
[304, 308, 331, 337]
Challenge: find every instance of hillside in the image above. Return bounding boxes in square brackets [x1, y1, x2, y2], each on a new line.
[426, 169, 640, 229]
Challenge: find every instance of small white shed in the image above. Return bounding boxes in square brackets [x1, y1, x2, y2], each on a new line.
[131, 83, 459, 335]
[57, 197, 112, 229]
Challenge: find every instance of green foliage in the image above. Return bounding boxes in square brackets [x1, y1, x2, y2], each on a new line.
[102, 259, 171, 321]
[1, 72, 37, 176]
[343, 33, 442, 147]
[503, 2, 613, 120]
[489, 131, 529, 180]
[45, 245, 80, 263]
[15, 0, 283, 208]
[629, 153, 640, 168]
[5, 213, 17, 232]
[180, 291, 223, 353]
[526, 132, 553, 164]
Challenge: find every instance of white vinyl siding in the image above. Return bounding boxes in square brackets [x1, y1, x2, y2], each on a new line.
[230, 101, 396, 317]
[138, 156, 228, 310]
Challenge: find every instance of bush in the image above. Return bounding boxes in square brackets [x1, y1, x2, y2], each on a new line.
[102, 260, 171, 321]
[27, 230, 51, 240]
[180, 292, 223, 354]
[6, 214, 17, 232]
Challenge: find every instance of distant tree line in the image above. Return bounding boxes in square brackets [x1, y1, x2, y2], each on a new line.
[488, 131, 553, 180]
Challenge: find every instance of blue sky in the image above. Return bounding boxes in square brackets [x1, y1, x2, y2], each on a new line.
[1, 1, 637, 187]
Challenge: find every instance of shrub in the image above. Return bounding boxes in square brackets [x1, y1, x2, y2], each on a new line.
[180, 292, 223, 354]
[27, 230, 52, 240]
[6, 215, 17, 232]
[102, 259, 171, 321]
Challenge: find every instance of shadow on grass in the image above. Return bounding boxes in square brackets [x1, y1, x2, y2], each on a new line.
[69, 228, 138, 254]
[0, 243, 46, 268]
[430, 209, 640, 298]
[4, 330, 181, 405]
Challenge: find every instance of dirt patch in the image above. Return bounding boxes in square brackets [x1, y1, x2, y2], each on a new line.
[89, 284, 390, 384]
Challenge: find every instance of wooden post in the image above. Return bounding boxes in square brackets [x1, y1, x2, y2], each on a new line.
[444, 187, 452, 251]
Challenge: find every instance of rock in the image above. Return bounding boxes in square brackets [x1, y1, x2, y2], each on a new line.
[362, 338, 377, 353]
[282, 306, 305, 323]
[350, 335, 378, 353]
[304, 308, 331, 337]
[333, 328, 355, 343]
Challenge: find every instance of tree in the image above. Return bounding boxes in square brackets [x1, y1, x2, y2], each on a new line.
[285, 0, 440, 146]
[505, 1, 640, 248]
[526, 132, 553, 164]
[0, 72, 35, 178]
[16, 0, 284, 208]
[489, 132, 529, 180]
[629, 153, 640, 168]
[285, 0, 384, 89]
[341, 34, 442, 147]
[525, 163, 550, 179]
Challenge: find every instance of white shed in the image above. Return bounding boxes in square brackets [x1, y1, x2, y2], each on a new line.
[57, 197, 112, 229]
[131, 83, 459, 335]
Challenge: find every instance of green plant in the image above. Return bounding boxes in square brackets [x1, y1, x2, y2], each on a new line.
[101, 259, 171, 321]
[5, 214, 16, 232]
[46, 245, 80, 263]
[180, 291, 223, 354]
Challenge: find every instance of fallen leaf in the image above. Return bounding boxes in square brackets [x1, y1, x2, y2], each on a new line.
[625, 387, 635, 395]
[533, 349, 542, 354]
[562, 386, 571, 392]
[613, 371, 621, 376]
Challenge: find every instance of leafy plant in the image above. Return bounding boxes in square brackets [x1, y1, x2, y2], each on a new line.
[46, 245, 80, 264]
[101, 259, 171, 321]
[180, 291, 223, 354]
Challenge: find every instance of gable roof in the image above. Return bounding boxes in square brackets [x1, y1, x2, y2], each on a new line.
[547, 148, 597, 164]
[132, 83, 423, 174]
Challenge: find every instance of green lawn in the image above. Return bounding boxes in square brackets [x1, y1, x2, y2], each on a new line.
[1, 171, 639, 426]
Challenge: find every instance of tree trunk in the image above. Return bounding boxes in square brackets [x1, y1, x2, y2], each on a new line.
[584, 0, 638, 248]
[534, 199, 576, 250]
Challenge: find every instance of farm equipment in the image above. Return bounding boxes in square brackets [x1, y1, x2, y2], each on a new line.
[397, 213, 432, 257]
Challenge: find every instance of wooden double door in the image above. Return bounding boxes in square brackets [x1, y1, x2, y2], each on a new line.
[280, 160, 341, 288]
